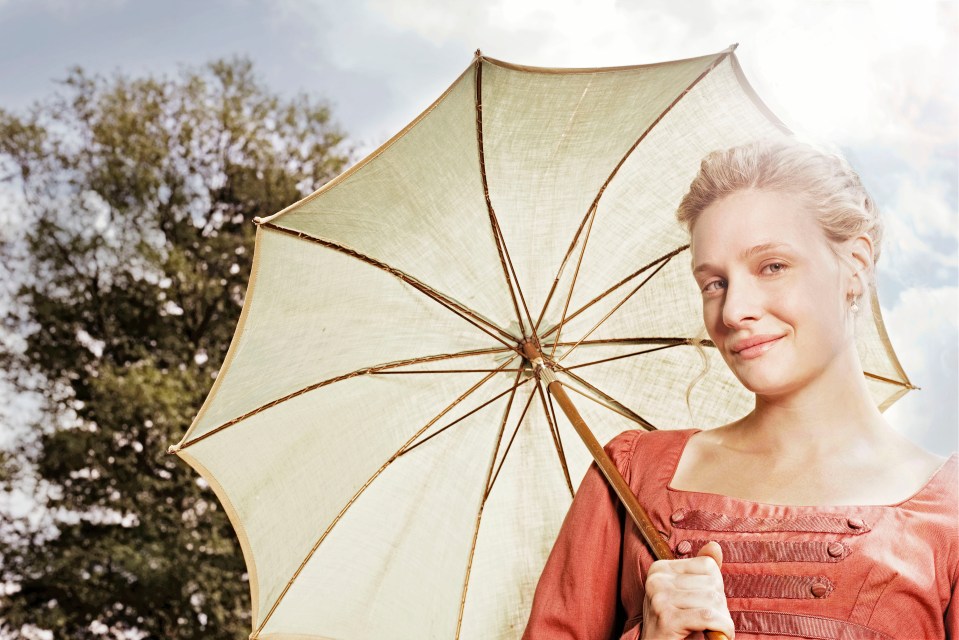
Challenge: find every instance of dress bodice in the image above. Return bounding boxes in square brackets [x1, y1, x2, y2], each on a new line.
[523, 428, 958, 639]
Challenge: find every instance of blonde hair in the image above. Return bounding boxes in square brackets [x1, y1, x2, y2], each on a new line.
[677, 138, 883, 264]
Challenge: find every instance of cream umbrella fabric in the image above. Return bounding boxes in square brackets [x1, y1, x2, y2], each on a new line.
[168, 46, 913, 639]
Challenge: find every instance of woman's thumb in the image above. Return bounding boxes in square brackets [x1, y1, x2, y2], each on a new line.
[697, 540, 723, 570]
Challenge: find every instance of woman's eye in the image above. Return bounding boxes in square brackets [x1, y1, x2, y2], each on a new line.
[763, 262, 786, 274]
[702, 279, 726, 293]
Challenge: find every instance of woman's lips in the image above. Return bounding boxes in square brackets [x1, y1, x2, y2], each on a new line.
[732, 335, 784, 359]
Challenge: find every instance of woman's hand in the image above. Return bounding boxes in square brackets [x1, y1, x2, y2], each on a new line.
[640, 541, 735, 640]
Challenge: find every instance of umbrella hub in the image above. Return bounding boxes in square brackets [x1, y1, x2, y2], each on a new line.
[520, 338, 558, 385]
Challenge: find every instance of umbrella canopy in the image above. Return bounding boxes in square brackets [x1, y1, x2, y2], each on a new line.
[169, 45, 913, 639]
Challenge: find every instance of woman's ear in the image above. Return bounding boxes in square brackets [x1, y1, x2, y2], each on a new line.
[845, 234, 875, 297]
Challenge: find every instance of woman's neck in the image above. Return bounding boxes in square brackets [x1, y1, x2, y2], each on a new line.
[733, 343, 893, 461]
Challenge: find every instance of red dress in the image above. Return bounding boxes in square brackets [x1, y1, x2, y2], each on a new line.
[522, 429, 958, 639]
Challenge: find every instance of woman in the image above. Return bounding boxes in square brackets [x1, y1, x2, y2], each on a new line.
[521, 139, 958, 639]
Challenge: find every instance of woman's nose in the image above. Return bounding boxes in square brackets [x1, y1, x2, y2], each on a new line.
[722, 278, 762, 328]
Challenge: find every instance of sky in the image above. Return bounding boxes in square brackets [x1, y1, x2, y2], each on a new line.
[0, 0, 956, 461]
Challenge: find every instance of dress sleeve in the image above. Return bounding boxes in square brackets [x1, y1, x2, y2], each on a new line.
[521, 430, 640, 640]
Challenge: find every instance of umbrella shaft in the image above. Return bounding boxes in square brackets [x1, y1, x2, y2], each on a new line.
[544, 379, 674, 560]
[546, 380, 729, 640]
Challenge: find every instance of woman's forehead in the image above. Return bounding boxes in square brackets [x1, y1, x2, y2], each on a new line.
[689, 190, 833, 267]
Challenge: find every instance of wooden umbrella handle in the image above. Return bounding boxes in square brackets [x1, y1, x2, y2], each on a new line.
[523, 344, 729, 640]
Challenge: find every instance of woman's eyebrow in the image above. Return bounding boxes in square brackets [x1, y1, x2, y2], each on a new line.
[692, 242, 794, 276]
[692, 263, 718, 278]
[739, 241, 794, 260]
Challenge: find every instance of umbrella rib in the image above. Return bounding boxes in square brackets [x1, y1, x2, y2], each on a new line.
[561, 341, 685, 370]
[544, 386, 572, 492]
[549, 342, 913, 392]
[536, 380, 574, 497]
[547, 202, 600, 360]
[554, 365, 657, 431]
[454, 366, 525, 638]
[398, 376, 533, 458]
[562, 378, 657, 432]
[485, 382, 538, 499]
[175, 346, 516, 451]
[554, 255, 673, 364]
[259, 222, 519, 347]
[251, 356, 518, 638]
[549, 336, 714, 348]
[473, 56, 537, 339]
[864, 371, 918, 389]
[540, 244, 688, 342]
[375, 368, 524, 374]
[534, 47, 737, 333]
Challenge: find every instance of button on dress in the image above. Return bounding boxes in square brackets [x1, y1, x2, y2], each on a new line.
[522, 429, 958, 639]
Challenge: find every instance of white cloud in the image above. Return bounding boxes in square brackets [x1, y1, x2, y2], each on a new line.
[713, 0, 956, 150]
[364, 0, 697, 66]
[890, 176, 958, 244]
[328, 0, 958, 165]
[366, 0, 489, 45]
[3, 0, 128, 16]
[877, 172, 958, 297]
[885, 286, 958, 371]
[882, 286, 959, 453]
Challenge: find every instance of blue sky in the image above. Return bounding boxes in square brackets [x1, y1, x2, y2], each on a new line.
[0, 0, 956, 457]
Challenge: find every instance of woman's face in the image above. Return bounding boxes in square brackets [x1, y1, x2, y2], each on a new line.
[690, 188, 855, 397]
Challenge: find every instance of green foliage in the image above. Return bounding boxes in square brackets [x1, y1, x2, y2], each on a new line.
[0, 57, 351, 638]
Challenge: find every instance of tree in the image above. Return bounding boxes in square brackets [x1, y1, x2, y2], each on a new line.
[0, 57, 351, 638]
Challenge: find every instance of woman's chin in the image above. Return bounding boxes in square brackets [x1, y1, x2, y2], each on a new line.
[734, 372, 800, 398]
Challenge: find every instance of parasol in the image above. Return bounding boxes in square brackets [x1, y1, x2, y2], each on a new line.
[168, 45, 913, 639]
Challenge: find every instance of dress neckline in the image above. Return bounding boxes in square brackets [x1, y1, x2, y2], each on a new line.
[664, 428, 957, 509]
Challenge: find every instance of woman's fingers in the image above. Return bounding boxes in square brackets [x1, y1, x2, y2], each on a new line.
[697, 540, 723, 569]
[648, 555, 724, 578]
[644, 586, 735, 640]
[673, 572, 725, 591]
[641, 541, 735, 640]
[673, 606, 735, 639]
[648, 585, 726, 610]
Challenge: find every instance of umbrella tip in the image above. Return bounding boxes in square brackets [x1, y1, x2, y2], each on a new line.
[729, 42, 739, 52]
[474, 48, 483, 58]
[253, 216, 264, 225]
[166, 444, 180, 455]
